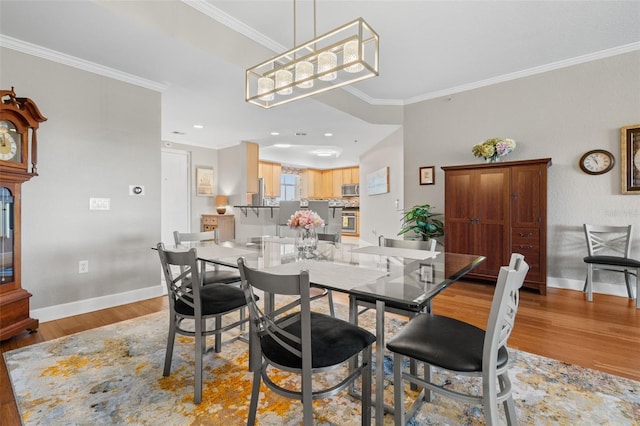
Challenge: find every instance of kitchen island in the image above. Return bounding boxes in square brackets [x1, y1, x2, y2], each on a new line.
[232, 205, 345, 241]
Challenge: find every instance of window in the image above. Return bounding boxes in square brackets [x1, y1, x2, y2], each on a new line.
[278, 174, 298, 201]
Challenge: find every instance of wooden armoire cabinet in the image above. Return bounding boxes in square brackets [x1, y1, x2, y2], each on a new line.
[442, 158, 551, 294]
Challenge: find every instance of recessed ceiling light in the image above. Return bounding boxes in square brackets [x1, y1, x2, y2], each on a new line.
[270, 131, 280, 136]
[274, 144, 291, 148]
[324, 132, 333, 137]
[313, 149, 337, 157]
[193, 124, 204, 129]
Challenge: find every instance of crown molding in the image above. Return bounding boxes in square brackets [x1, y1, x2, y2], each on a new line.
[182, 0, 286, 53]
[0, 35, 168, 93]
[405, 42, 640, 105]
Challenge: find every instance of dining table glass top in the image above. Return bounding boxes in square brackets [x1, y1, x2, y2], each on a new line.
[178, 236, 485, 309]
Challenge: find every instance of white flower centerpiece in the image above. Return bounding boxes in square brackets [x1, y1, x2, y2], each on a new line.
[472, 138, 516, 163]
[288, 209, 325, 258]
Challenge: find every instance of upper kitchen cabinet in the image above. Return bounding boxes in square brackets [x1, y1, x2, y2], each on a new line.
[343, 167, 360, 185]
[259, 161, 281, 197]
[301, 168, 321, 199]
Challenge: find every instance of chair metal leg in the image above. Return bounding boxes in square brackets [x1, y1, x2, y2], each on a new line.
[586, 264, 594, 302]
[482, 369, 499, 426]
[328, 290, 335, 317]
[194, 318, 203, 404]
[214, 316, 222, 353]
[247, 370, 261, 426]
[624, 270, 633, 299]
[361, 346, 372, 426]
[393, 353, 405, 426]
[500, 373, 519, 426]
[163, 315, 176, 376]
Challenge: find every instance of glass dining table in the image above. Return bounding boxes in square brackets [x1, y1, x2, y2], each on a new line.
[179, 236, 485, 422]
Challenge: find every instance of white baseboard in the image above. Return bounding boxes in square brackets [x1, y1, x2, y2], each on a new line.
[29, 276, 635, 324]
[32, 284, 166, 323]
[547, 276, 632, 298]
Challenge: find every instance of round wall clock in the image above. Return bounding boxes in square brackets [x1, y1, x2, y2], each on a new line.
[579, 149, 615, 175]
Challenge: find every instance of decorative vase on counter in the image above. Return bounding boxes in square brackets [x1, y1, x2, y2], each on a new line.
[295, 228, 318, 259]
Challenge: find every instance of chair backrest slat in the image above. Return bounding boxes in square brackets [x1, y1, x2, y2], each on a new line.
[583, 224, 633, 258]
[157, 243, 202, 314]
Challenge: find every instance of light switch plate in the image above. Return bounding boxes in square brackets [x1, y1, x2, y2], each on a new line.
[89, 198, 110, 210]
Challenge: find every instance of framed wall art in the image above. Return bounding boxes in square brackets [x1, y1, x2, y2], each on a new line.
[196, 167, 214, 196]
[419, 166, 435, 185]
[621, 124, 640, 194]
[366, 166, 389, 195]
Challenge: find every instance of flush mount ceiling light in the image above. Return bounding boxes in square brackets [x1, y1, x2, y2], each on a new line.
[313, 148, 338, 157]
[245, 0, 379, 109]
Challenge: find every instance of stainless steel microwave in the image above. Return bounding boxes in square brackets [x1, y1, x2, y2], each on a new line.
[341, 184, 359, 197]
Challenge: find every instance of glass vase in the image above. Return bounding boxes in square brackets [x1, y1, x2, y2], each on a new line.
[295, 228, 318, 259]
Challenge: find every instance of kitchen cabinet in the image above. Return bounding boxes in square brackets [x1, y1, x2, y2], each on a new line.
[321, 170, 333, 198]
[301, 169, 321, 199]
[201, 214, 235, 242]
[343, 167, 359, 184]
[259, 161, 281, 197]
[332, 169, 343, 198]
[246, 142, 259, 195]
[442, 158, 551, 294]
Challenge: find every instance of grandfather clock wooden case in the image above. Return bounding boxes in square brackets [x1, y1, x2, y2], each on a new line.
[442, 158, 551, 294]
[0, 88, 46, 340]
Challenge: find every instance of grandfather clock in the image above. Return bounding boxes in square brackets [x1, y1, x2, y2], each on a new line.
[0, 88, 46, 340]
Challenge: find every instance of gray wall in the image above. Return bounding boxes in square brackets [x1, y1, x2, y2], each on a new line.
[1, 48, 162, 318]
[398, 50, 640, 294]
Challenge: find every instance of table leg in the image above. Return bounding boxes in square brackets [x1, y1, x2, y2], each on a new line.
[375, 300, 385, 424]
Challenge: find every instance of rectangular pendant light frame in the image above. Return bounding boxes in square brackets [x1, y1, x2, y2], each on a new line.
[245, 18, 379, 109]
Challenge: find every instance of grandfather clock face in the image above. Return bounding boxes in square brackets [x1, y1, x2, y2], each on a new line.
[0, 120, 21, 163]
[0, 187, 14, 284]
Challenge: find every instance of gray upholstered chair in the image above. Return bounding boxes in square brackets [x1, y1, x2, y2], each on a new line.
[277, 200, 300, 237]
[387, 253, 529, 425]
[157, 243, 251, 404]
[237, 257, 374, 426]
[173, 230, 241, 284]
[583, 224, 640, 308]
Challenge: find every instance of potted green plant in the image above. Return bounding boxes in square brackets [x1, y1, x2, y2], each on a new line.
[398, 203, 444, 242]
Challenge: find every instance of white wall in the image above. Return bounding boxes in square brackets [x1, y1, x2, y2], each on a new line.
[359, 128, 405, 245]
[399, 50, 640, 294]
[1, 47, 162, 318]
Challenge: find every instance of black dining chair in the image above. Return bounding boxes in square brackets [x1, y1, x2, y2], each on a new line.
[173, 230, 241, 285]
[237, 257, 375, 425]
[157, 243, 251, 404]
[386, 253, 529, 425]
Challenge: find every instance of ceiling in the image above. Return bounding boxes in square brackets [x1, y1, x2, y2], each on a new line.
[1, 0, 638, 168]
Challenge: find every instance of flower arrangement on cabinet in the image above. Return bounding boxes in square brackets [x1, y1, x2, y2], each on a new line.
[472, 138, 516, 163]
[288, 210, 325, 230]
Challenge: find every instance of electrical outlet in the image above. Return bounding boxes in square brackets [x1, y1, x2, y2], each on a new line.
[79, 260, 89, 274]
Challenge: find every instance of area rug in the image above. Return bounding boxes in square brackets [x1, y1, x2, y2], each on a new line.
[4, 302, 640, 425]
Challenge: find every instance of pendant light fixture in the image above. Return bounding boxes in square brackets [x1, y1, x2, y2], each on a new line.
[246, 0, 379, 109]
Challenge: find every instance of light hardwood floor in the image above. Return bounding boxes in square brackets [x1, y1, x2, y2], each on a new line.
[1, 282, 639, 425]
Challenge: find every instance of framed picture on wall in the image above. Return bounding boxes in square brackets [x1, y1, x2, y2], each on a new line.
[621, 124, 640, 194]
[196, 167, 214, 196]
[419, 166, 435, 185]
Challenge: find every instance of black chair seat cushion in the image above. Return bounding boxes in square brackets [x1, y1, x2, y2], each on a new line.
[203, 269, 241, 284]
[174, 283, 249, 316]
[386, 313, 508, 373]
[261, 312, 375, 369]
[583, 255, 640, 268]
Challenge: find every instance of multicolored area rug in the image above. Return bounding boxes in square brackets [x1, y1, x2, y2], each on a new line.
[4, 302, 640, 425]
